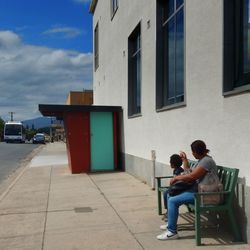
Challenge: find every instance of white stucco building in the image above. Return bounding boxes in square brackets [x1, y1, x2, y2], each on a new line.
[90, 0, 250, 242]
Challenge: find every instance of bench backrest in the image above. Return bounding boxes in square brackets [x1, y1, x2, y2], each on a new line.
[188, 160, 239, 204]
[217, 165, 239, 204]
[188, 160, 197, 169]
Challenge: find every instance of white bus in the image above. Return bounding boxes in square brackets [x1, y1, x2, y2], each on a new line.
[4, 121, 26, 143]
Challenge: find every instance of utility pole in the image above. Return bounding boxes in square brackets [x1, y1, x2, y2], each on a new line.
[8, 112, 15, 121]
[50, 117, 54, 143]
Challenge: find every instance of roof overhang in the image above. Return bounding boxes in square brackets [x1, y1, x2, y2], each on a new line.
[89, 0, 98, 14]
[39, 104, 122, 119]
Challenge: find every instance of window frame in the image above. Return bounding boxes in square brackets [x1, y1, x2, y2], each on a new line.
[94, 22, 99, 71]
[128, 23, 142, 118]
[110, 0, 119, 20]
[223, 0, 250, 96]
[156, 0, 185, 111]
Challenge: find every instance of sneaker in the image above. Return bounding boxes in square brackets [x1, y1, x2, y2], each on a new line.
[156, 230, 179, 240]
[160, 223, 168, 230]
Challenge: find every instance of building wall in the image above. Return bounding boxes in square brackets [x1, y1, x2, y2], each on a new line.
[92, 0, 250, 242]
[66, 91, 93, 105]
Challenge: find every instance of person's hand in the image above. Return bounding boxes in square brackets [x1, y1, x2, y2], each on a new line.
[170, 177, 177, 185]
[179, 151, 187, 160]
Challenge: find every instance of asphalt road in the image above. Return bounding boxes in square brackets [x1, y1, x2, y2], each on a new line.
[0, 141, 40, 184]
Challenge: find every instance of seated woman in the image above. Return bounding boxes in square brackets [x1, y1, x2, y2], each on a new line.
[157, 140, 217, 240]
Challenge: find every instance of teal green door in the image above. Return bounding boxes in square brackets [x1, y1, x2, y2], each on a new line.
[90, 112, 114, 171]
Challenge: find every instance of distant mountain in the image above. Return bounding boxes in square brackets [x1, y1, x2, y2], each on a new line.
[22, 117, 52, 129]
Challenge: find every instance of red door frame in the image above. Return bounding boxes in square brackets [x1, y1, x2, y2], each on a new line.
[64, 112, 90, 173]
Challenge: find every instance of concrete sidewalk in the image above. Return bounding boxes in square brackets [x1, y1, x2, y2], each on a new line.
[0, 142, 248, 250]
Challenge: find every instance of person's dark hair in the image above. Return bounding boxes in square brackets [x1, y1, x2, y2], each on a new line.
[170, 154, 182, 168]
[191, 140, 210, 156]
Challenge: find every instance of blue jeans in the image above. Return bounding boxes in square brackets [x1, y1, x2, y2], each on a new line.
[167, 191, 195, 233]
[163, 190, 169, 210]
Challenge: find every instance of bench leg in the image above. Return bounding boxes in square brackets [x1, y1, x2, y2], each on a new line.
[195, 200, 201, 246]
[157, 190, 163, 215]
[228, 210, 241, 242]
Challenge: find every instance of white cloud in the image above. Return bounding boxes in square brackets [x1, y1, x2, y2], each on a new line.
[0, 30, 21, 48]
[43, 26, 82, 38]
[0, 30, 93, 121]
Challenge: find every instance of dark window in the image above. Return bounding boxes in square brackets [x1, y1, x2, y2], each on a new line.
[243, 0, 250, 74]
[156, 0, 184, 109]
[224, 0, 250, 93]
[4, 125, 22, 136]
[128, 24, 141, 117]
[94, 22, 99, 71]
[111, 0, 118, 18]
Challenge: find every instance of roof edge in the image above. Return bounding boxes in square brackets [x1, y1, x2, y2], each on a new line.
[89, 0, 98, 14]
[39, 104, 122, 118]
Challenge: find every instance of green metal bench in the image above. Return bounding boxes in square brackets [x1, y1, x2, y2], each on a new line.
[155, 163, 241, 245]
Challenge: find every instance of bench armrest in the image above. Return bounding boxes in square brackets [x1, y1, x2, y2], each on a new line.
[155, 176, 173, 189]
[194, 191, 230, 207]
[194, 191, 230, 197]
[155, 175, 173, 180]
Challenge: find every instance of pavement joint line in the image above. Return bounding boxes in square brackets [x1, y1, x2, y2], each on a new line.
[41, 166, 52, 250]
[0, 145, 45, 203]
[0, 232, 42, 240]
[87, 174, 145, 250]
[0, 208, 75, 216]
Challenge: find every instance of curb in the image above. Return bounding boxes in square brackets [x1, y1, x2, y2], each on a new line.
[0, 144, 45, 202]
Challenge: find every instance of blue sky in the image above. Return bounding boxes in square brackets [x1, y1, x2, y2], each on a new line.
[0, 0, 93, 121]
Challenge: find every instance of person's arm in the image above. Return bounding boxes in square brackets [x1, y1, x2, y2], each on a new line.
[170, 166, 207, 184]
[179, 151, 189, 170]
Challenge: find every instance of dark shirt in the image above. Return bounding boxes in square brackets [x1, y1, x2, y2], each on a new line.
[173, 167, 184, 176]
